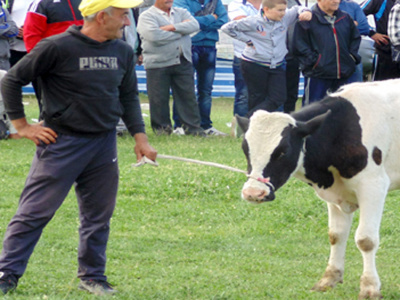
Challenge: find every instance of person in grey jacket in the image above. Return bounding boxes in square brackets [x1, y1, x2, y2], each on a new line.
[137, 0, 205, 136]
[0, 2, 18, 70]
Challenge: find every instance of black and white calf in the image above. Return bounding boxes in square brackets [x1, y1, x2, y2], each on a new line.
[238, 79, 400, 299]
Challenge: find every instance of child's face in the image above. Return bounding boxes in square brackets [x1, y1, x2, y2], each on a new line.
[263, 4, 287, 21]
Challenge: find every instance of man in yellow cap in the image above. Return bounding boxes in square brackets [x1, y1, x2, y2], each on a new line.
[0, 0, 156, 296]
[79, 0, 143, 16]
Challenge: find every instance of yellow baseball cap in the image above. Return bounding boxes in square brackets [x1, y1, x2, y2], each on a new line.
[79, 0, 144, 17]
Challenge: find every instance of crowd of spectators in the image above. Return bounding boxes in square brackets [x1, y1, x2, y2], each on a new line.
[1, 0, 400, 141]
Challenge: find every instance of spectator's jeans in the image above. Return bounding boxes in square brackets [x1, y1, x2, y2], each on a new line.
[232, 56, 248, 117]
[303, 76, 349, 106]
[192, 46, 217, 130]
[346, 63, 363, 83]
[241, 59, 286, 117]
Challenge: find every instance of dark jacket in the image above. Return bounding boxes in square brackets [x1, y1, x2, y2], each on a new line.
[294, 4, 361, 79]
[361, 0, 396, 56]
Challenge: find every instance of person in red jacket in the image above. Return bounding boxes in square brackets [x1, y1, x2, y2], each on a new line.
[24, 0, 84, 52]
[23, 0, 84, 117]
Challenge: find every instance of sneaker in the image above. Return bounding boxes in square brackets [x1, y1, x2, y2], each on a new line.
[172, 127, 185, 135]
[204, 127, 227, 136]
[78, 279, 117, 296]
[0, 273, 17, 295]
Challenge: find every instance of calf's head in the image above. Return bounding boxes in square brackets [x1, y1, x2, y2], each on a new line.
[238, 110, 330, 204]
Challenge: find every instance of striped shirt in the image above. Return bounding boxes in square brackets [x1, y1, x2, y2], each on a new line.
[388, 2, 400, 46]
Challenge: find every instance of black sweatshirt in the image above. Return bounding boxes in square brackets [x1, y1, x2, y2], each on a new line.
[1, 25, 145, 137]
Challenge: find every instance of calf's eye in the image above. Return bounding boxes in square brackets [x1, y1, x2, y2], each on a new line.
[277, 152, 285, 160]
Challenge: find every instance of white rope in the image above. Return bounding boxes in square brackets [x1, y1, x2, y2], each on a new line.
[132, 155, 273, 186]
[132, 154, 246, 174]
[157, 154, 247, 174]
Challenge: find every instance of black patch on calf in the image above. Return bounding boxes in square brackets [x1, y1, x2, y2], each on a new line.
[262, 125, 305, 191]
[372, 147, 382, 165]
[242, 122, 305, 194]
[292, 96, 368, 188]
[242, 138, 252, 174]
[236, 115, 250, 134]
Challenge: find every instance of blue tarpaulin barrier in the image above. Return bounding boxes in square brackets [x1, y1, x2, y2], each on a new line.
[23, 58, 304, 98]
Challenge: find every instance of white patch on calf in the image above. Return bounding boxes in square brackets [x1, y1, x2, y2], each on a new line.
[331, 79, 400, 189]
[244, 111, 296, 190]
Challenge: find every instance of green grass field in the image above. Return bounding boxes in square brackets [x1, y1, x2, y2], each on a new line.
[0, 95, 399, 299]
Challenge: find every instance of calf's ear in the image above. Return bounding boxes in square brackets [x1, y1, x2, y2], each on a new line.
[296, 110, 331, 138]
[236, 114, 249, 133]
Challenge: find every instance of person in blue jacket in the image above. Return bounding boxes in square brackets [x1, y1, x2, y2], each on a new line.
[340, 0, 370, 82]
[294, 0, 361, 105]
[173, 0, 228, 136]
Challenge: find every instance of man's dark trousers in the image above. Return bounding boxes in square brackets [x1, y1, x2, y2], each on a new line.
[0, 131, 119, 281]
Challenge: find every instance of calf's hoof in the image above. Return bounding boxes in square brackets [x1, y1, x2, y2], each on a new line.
[359, 275, 381, 299]
[312, 267, 343, 292]
[358, 290, 382, 300]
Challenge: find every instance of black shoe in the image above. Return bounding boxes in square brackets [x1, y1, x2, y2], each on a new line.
[154, 125, 173, 136]
[78, 279, 117, 296]
[0, 273, 17, 295]
[188, 130, 207, 137]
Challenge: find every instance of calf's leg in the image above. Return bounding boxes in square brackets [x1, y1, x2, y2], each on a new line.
[312, 203, 353, 292]
[355, 179, 387, 300]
